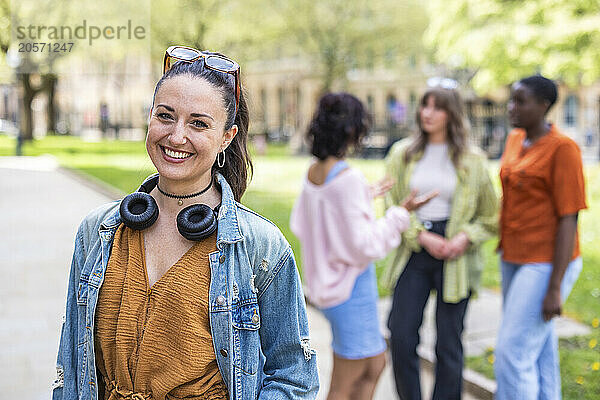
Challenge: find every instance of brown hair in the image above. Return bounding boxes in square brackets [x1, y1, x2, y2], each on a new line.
[153, 55, 252, 202]
[405, 87, 467, 166]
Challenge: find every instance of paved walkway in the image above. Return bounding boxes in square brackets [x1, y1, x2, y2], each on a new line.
[0, 156, 591, 399]
[0, 157, 112, 399]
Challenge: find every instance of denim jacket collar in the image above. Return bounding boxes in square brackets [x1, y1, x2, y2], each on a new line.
[97, 172, 243, 248]
[214, 172, 243, 248]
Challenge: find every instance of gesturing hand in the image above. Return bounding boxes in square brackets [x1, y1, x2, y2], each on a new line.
[369, 176, 395, 199]
[401, 189, 439, 212]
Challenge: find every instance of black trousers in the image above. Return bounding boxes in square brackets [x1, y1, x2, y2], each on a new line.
[388, 220, 470, 400]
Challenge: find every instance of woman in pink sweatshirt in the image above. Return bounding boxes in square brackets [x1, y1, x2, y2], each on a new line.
[290, 93, 434, 400]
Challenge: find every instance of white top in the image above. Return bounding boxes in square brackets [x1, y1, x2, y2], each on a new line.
[290, 168, 410, 308]
[409, 143, 457, 221]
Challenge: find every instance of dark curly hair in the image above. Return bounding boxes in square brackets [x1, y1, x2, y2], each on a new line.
[306, 93, 370, 160]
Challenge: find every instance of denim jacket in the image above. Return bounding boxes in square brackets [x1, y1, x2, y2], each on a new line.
[52, 173, 319, 400]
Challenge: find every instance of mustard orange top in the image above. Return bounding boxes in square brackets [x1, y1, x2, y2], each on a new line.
[94, 225, 228, 400]
[499, 125, 587, 264]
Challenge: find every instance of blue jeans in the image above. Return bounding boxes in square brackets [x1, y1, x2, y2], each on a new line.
[494, 257, 582, 400]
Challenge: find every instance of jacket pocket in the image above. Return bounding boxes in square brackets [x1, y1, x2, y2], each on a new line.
[77, 275, 89, 306]
[231, 299, 260, 375]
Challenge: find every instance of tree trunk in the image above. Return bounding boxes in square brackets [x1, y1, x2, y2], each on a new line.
[18, 73, 35, 141]
[44, 73, 58, 134]
[18, 73, 46, 141]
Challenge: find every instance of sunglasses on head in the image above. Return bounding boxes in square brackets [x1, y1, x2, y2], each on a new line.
[427, 77, 459, 90]
[163, 45, 241, 115]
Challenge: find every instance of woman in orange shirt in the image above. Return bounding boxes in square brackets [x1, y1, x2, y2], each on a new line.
[495, 75, 587, 400]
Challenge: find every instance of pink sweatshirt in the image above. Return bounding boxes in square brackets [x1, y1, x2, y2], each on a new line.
[290, 168, 410, 308]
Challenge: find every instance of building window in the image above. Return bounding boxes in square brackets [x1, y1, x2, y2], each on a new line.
[564, 95, 578, 127]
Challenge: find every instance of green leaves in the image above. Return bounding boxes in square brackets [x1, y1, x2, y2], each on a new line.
[426, 0, 600, 92]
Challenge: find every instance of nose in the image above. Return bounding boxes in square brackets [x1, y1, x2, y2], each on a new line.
[421, 106, 433, 118]
[169, 121, 187, 145]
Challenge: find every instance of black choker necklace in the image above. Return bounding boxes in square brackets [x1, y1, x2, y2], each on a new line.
[156, 180, 212, 206]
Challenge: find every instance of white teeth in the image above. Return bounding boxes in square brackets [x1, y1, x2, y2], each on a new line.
[163, 147, 192, 159]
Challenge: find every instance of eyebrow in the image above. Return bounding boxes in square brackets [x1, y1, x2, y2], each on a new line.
[156, 104, 214, 121]
[156, 104, 174, 112]
[191, 113, 215, 121]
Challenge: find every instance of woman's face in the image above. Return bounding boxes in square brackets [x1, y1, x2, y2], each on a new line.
[508, 82, 547, 129]
[419, 95, 448, 136]
[146, 75, 237, 184]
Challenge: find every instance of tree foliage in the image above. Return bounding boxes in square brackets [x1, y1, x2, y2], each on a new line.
[150, 0, 428, 91]
[241, 0, 428, 91]
[425, 0, 600, 92]
[150, 0, 231, 63]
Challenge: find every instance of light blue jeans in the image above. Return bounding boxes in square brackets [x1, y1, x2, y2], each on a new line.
[494, 257, 582, 400]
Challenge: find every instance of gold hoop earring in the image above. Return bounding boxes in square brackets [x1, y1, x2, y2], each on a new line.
[217, 149, 226, 168]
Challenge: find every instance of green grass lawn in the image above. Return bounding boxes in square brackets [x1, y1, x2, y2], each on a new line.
[2, 134, 599, 397]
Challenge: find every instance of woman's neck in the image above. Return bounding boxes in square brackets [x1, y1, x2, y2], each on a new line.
[427, 129, 447, 144]
[525, 121, 551, 142]
[308, 156, 345, 185]
[153, 174, 221, 214]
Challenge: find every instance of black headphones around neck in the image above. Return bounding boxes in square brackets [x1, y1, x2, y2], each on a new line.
[119, 174, 219, 241]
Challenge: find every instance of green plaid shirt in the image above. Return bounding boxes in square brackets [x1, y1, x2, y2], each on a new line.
[382, 139, 499, 303]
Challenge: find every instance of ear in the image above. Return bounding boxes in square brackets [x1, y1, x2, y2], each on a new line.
[542, 100, 551, 115]
[221, 124, 238, 150]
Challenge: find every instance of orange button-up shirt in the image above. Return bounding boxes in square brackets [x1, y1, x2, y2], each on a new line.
[499, 125, 587, 264]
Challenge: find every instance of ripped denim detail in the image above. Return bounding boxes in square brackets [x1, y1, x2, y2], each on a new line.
[232, 282, 239, 301]
[300, 338, 316, 362]
[259, 259, 269, 272]
[250, 274, 258, 294]
[52, 365, 64, 389]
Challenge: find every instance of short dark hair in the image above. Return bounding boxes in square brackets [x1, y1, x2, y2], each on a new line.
[519, 75, 558, 111]
[152, 55, 252, 202]
[306, 93, 370, 160]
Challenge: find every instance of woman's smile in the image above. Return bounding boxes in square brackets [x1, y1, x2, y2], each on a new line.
[160, 145, 194, 163]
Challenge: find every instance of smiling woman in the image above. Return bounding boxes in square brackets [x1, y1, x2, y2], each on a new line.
[147, 76, 237, 193]
[52, 47, 319, 400]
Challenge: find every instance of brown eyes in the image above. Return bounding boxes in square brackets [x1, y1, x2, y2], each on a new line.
[156, 113, 208, 129]
[156, 112, 173, 120]
[191, 120, 209, 129]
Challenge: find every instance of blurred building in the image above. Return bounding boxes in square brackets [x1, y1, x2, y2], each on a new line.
[244, 59, 600, 159]
[3, 55, 600, 161]
[0, 84, 20, 135]
[4, 55, 154, 141]
[51, 55, 154, 141]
